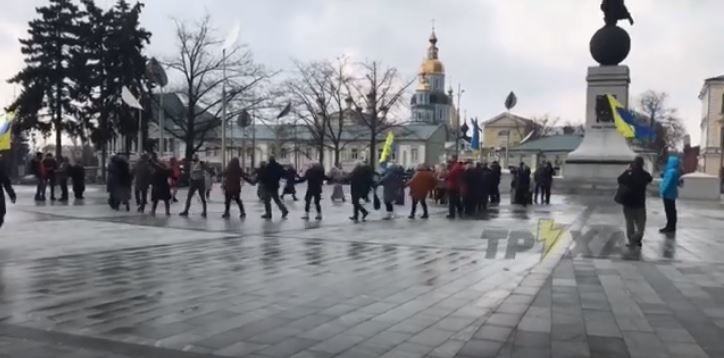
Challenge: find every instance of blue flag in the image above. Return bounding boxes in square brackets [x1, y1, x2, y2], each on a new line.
[470, 119, 481, 150]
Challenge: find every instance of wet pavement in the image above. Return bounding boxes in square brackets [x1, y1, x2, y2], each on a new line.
[0, 185, 723, 357]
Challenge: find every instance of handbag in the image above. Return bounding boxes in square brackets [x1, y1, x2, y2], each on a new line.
[614, 184, 631, 205]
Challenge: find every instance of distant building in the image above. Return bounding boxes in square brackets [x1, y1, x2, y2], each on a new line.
[508, 135, 583, 174]
[480, 112, 537, 165]
[145, 28, 456, 171]
[698, 75, 724, 177]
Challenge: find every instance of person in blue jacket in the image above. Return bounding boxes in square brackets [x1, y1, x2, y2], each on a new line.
[659, 155, 681, 233]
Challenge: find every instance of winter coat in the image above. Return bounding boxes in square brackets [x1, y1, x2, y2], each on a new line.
[540, 165, 555, 186]
[490, 163, 502, 186]
[618, 167, 653, 209]
[223, 168, 253, 195]
[259, 160, 286, 190]
[350, 165, 374, 197]
[133, 159, 153, 189]
[151, 161, 172, 201]
[446, 163, 465, 191]
[380, 166, 405, 203]
[659, 156, 681, 200]
[299, 166, 326, 195]
[408, 169, 436, 200]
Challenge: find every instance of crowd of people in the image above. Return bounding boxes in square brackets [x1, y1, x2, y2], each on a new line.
[0, 150, 684, 242]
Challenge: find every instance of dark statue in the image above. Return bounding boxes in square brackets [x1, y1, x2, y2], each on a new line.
[595, 95, 614, 123]
[601, 0, 634, 26]
[590, 0, 634, 66]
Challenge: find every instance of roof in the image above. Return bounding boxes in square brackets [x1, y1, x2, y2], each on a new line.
[509, 135, 583, 153]
[705, 75, 724, 82]
[700, 75, 724, 98]
[226, 123, 444, 142]
[482, 112, 535, 127]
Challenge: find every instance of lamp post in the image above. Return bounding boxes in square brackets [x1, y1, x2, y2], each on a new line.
[221, 23, 240, 173]
[146, 58, 167, 156]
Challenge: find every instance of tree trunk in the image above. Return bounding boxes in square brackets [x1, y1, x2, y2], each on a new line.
[369, 131, 377, 168]
[333, 142, 341, 167]
[317, 136, 325, 166]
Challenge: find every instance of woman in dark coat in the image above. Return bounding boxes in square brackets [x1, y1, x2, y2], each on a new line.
[349, 162, 374, 222]
[69, 160, 85, 200]
[281, 165, 299, 201]
[298, 163, 327, 220]
[222, 157, 254, 219]
[514, 163, 532, 207]
[0, 163, 17, 229]
[150, 158, 172, 216]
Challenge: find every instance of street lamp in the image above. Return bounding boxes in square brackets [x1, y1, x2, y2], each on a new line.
[455, 84, 465, 159]
[221, 23, 240, 173]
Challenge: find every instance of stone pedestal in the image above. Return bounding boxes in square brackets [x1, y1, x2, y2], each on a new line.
[564, 66, 636, 189]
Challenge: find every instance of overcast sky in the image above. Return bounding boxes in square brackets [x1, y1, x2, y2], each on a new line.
[1, 0, 723, 145]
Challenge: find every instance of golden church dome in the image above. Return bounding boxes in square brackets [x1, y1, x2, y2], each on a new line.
[420, 59, 445, 75]
[419, 29, 444, 75]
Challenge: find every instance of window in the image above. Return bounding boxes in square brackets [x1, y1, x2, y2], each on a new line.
[498, 130, 509, 137]
[411, 148, 419, 162]
[402, 151, 408, 167]
[351, 148, 359, 160]
[280, 148, 288, 159]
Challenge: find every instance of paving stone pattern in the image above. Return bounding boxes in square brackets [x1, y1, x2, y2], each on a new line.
[1, 186, 723, 357]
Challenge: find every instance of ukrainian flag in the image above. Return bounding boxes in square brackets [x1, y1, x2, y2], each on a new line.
[606, 95, 654, 140]
[0, 111, 13, 151]
[379, 131, 395, 163]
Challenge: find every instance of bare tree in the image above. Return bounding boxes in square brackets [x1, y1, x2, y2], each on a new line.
[285, 60, 334, 164]
[164, 15, 271, 167]
[347, 60, 413, 167]
[636, 90, 686, 168]
[530, 115, 561, 137]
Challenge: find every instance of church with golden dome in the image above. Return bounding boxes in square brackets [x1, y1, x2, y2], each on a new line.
[411, 29, 454, 125]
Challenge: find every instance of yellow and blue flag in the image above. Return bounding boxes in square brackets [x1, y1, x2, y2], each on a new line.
[606, 95, 655, 140]
[0, 111, 13, 151]
[379, 131, 395, 163]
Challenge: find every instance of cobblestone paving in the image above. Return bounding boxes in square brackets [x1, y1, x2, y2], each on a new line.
[1, 186, 723, 357]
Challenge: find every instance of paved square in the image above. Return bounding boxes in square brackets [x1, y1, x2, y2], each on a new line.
[1, 186, 723, 357]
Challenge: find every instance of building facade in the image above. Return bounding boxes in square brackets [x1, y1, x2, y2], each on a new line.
[480, 112, 536, 165]
[698, 75, 724, 177]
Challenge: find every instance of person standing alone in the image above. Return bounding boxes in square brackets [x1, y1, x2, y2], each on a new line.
[617, 157, 653, 248]
[659, 156, 681, 233]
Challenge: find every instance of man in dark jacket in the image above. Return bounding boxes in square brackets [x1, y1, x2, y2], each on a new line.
[299, 163, 327, 220]
[43, 153, 58, 201]
[489, 161, 502, 205]
[618, 156, 653, 247]
[133, 153, 153, 212]
[0, 162, 17, 228]
[540, 161, 555, 205]
[258, 156, 288, 220]
[349, 162, 374, 222]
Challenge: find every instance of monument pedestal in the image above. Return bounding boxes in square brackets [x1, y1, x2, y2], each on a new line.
[564, 65, 636, 191]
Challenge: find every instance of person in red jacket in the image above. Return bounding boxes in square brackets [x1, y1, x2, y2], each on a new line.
[446, 161, 465, 219]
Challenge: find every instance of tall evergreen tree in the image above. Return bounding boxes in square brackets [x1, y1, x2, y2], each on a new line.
[8, 0, 81, 159]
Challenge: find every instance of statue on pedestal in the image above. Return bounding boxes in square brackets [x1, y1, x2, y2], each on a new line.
[601, 0, 634, 26]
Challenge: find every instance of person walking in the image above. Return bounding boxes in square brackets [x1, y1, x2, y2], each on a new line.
[222, 158, 254, 219]
[280, 165, 300, 201]
[133, 153, 153, 212]
[108, 155, 132, 211]
[69, 159, 85, 200]
[659, 155, 681, 233]
[169, 157, 181, 202]
[446, 161, 465, 219]
[540, 161, 555, 205]
[349, 162, 374, 222]
[299, 163, 327, 220]
[329, 164, 346, 203]
[617, 157, 653, 248]
[489, 161, 502, 205]
[0, 163, 17, 229]
[205, 166, 215, 200]
[57, 156, 70, 202]
[30, 153, 46, 201]
[533, 164, 544, 204]
[180, 155, 207, 218]
[43, 153, 58, 201]
[258, 157, 289, 220]
[407, 164, 436, 219]
[514, 162, 532, 206]
[379, 163, 405, 220]
[150, 157, 172, 216]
